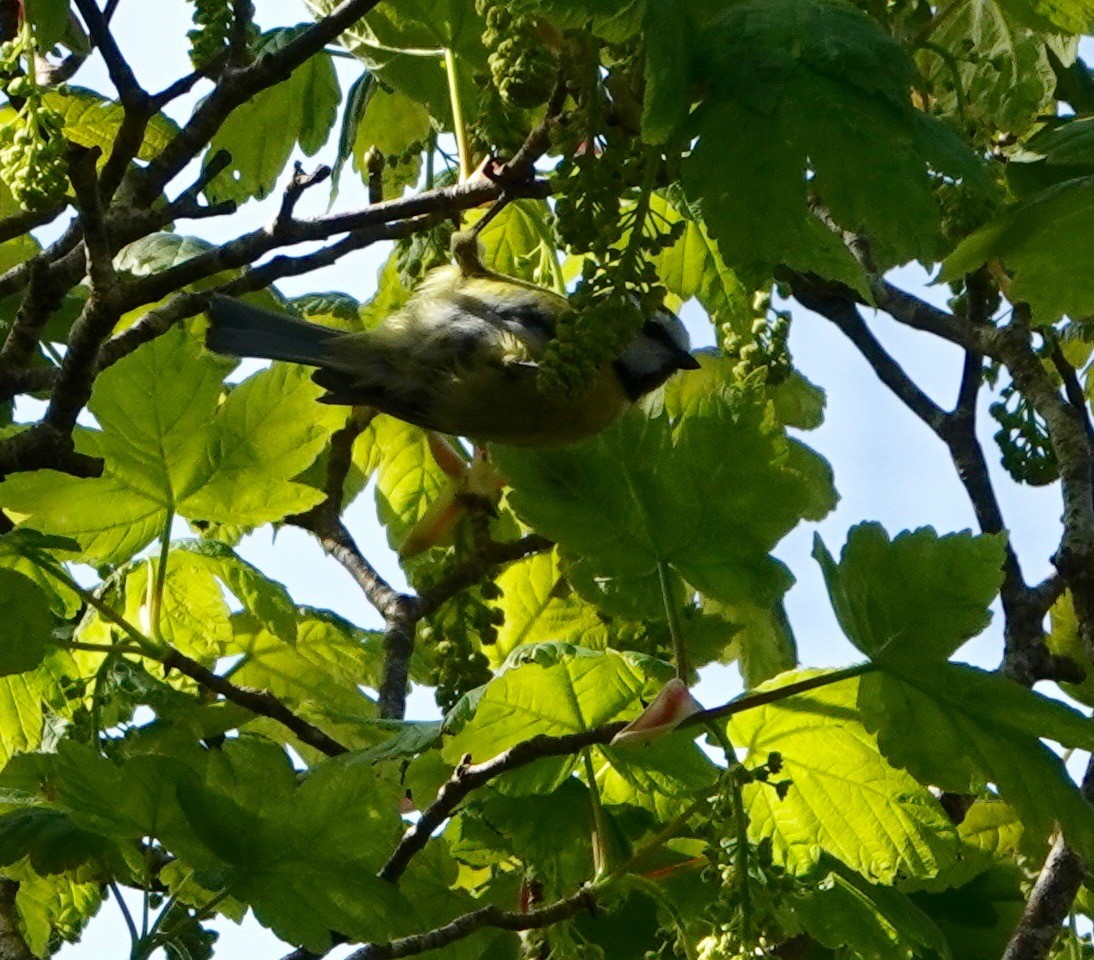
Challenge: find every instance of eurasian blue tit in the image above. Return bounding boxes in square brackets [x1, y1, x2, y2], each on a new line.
[205, 264, 699, 447]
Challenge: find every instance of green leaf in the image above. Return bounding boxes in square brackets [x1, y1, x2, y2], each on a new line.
[918, 0, 1061, 137]
[0, 327, 343, 564]
[940, 177, 1094, 323]
[444, 643, 670, 764]
[1045, 590, 1094, 706]
[308, 0, 488, 119]
[228, 610, 382, 748]
[0, 669, 64, 767]
[13, 867, 104, 957]
[789, 866, 952, 960]
[708, 599, 797, 687]
[641, 0, 694, 144]
[728, 669, 960, 883]
[910, 864, 1026, 960]
[648, 194, 751, 331]
[171, 743, 411, 951]
[119, 551, 233, 662]
[681, 0, 983, 278]
[43, 87, 180, 163]
[857, 661, 1094, 859]
[24, 0, 68, 48]
[495, 362, 835, 617]
[473, 200, 563, 289]
[178, 540, 298, 642]
[1004, 0, 1094, 31]
[487, 551, 619, 667]
[352, 82, 431, 198]
[812, 524, 1006, 664]
[0, 568, 59, 676]
[370, 415, 449, 554]
[205, 27, 341, 204]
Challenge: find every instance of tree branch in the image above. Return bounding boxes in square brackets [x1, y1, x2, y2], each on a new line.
[0, 879, 35, 960]
[1001, 759, 1092, 960]
[345, 887, 597, 960]
[129, 0, 389, 203]
[159, 647, 348, 757]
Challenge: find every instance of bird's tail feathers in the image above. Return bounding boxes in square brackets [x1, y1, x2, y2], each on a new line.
[205, 296, 342, 368]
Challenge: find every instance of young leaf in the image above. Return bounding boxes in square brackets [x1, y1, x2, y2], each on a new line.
[858, 661, 1094, 858]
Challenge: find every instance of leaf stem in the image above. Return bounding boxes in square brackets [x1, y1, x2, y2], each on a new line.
[582, 748, 613, 877]
[444, 47, 471, 183]
[657, 561, 689, 680]
[681, 662, 876, 728]
[26, 550, 160, 655]
[149, 509, 174, 642]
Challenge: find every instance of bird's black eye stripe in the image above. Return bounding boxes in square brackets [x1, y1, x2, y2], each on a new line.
[494, 303, 555, 332]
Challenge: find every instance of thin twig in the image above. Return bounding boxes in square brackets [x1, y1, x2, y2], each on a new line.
[345, 887, 597, 960]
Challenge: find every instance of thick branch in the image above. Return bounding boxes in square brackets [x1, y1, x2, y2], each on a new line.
[0, 879, 35, 960]
[1002, 758, 1092, 960]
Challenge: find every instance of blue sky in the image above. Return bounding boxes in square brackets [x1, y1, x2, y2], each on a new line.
[41, 2, 1086, 956]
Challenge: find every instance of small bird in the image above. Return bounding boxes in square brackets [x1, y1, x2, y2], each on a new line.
[205, 260, 699, 447]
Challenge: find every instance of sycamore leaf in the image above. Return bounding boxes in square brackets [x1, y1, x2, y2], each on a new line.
[648, 194, 751, 333]
[641, 0, 694, 144]
[0, 740, 412, 952]
[0, 668, 64, 767]
[789, 866, 952, 960]
[306, 0, 488, 119]
[370, 415, 449, 555]
[178, 540, 298, 643]
[0, 568, 59, 676]
[918, 0, 1061, 137]
[814, 522, 1094, 856]
[13, 866, 103, 957]
[43, 87, 180, 163]
[486, 551, 618, 667]
[0, 327, 343, 564]
[729, 670, 960, 884]
[812, 524, 1006, 664]
[118, 552, 233, 662]
[857, 661, 1094, 859]
[1045, 590, 1094, 706]
[205, 27, 341, 204]
[228, 610, 382, 749]
[170, 742, 412, 951]
[496, 359, 835, 618]
[472, 200, 563, 289]
[352, 81, 431, 198]
[24, 0, 68, 48]
[679, 0, 984, 279]
[910, 864, 1026, 960]
[939, 176, 1094, 323]
[445, 644, 672, 794]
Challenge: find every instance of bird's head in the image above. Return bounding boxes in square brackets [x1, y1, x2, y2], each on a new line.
[615, 309, 701, 401]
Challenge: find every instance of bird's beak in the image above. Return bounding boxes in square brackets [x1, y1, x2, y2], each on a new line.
[673, 348, 701, 370]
